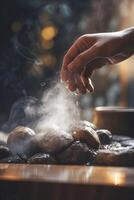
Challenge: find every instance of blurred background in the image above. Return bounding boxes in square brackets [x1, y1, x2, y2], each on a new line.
[0, 0, 134, 126]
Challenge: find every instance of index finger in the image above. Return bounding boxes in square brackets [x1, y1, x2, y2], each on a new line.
[60, 41, 81, 82]
[62, 41, 80, 70]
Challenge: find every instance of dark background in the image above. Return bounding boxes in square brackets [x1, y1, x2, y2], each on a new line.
[0, 0, 133, 126]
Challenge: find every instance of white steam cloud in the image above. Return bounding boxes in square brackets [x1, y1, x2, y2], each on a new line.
[35, 81, 80, 133]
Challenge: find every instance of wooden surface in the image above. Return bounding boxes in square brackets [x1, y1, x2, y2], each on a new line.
[0, 164, 134, 200]
[0, 164, 134, 187]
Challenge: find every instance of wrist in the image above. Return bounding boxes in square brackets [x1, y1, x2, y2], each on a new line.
[120, 27, 134, 53]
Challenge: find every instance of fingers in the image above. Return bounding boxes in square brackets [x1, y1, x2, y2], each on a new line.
[67, 79, 77, 92]
[66, 72, 94, 94]
[61, 69, 77, 92]
[61, 69, 87, 94]
[60, 41, 81, 82]
[61, 36, 96, 85]
[62, 57, 107, 94]
[61, 40, 108, 94]
[60, 69, 68, 82]
[82, 77, 94, 93]
[61, 35, 95, 74]
[61, 72, 93, 95]
[75, 73, 86, 94]
[67, 45, 98, 73]
[80, 58, 105, 93]
[73, 58, 106, 94]
[81, 68, 94, 93]
[62, 40, 81, 70]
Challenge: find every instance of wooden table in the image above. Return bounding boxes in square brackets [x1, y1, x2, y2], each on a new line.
[0, 164, 134, 200]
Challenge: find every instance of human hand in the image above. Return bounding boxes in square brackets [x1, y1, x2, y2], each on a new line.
[61, 29, 133, 94]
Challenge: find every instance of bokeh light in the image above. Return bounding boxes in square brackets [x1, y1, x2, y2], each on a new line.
[41, 39, 54, 49]
[107, 171, 126, 186]
[41, 54, 57, 68]
[41, 25, 58, 41]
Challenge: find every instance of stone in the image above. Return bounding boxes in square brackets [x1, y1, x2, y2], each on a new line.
[7, 126, 36, 157]
[57, 141, 97, 165]
[96, 129, 112, 145]
[72, 126, 100, 149]
[93, 144, 134, 167]
[32, 125, 74, 154]
[0, 145, 11, 159]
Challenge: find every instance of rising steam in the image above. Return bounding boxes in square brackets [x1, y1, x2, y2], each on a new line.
[35, 81, 80, 133]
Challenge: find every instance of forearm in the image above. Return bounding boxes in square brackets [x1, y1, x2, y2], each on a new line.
[120, 27, 134, 53]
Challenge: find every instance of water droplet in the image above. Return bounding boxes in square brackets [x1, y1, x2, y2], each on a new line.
[40, 82, 46, 87]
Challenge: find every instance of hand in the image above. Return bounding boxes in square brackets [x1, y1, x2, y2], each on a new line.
[61, 29, 133, 94]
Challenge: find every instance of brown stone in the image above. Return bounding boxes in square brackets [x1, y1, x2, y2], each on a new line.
[7, 126, 36, 157]
[93, 143, 134, 167]
[96, 129, 112, 145]
[32, 126, 74, 154]
[57, 141, 97, 165]
[72, 126, 100, 149]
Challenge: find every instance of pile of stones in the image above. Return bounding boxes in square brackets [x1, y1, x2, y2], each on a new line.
[0, 121, 134, 166]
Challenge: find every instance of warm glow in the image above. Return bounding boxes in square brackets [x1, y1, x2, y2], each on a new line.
[42, 54, 57, 67]
[42, 39, 54, 49]
[107, 171, 126, 186]
[41, 25, 58, 41]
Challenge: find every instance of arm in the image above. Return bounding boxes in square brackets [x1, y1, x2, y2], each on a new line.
[121, 27, 134, 52]
[60, 27, 134, 94]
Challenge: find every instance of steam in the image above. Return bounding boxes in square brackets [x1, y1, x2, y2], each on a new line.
[0, 132, 8, 143]
[35, 81, 80, 133]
